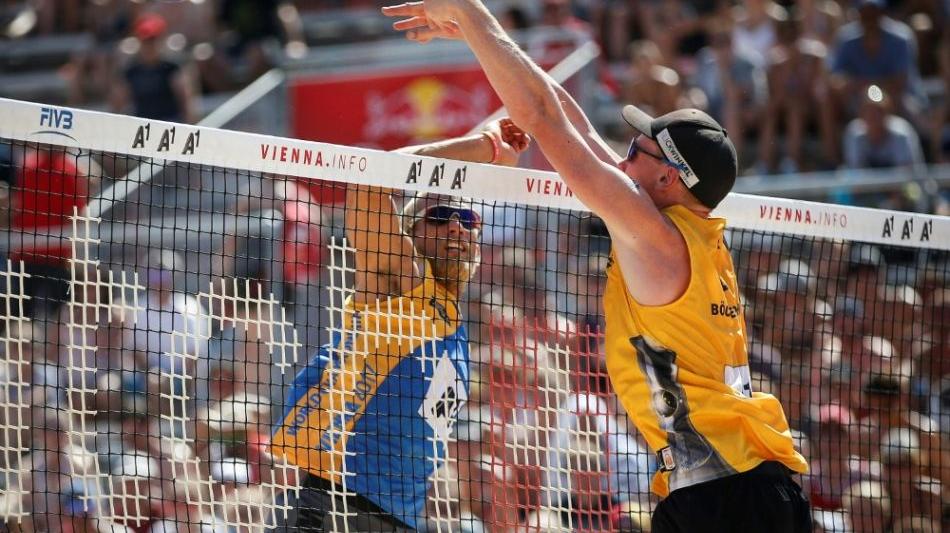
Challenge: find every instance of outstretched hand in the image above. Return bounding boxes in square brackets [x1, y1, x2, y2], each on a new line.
[382, 2, 463, 43]
[484, 118, 531, 167]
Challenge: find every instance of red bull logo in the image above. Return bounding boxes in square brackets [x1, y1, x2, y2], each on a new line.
[363, 78, 491, 143]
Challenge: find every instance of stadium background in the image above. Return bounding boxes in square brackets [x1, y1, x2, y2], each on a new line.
[0, 0, 948, 531]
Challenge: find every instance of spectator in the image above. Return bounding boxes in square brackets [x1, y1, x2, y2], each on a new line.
[908, 476, 944, 528]
[880, 427, 924, 527]
[843, 85, 925, 170]
[810, 238, 850, 299]
[122, 250, 210, 377]
[891, 515, 943, 533]
[562, 249, 609, 349]
[473, 341, 562, 529]
[276, 180, 326, 302]
[555, 433, 613, 532]
[542, 392, 653, 531]
[0, 142, 12, 201]
[918, 289, 950, 427]
[638, 0, 704, 66]
[828, 295, 869, 360]
[215, 0, 304, 86]
[109, 452, 163, 531]
[498, 5, 531, 32]
[539, 0, 587, 32]
[757, 14, 838, 174]
[757, 259, 823, 361]
[692, 18, 766, 157]
[829, 0, 920, 121]
[8, 146, 97, 319]
[729, 232, 790, 296]
[111, 13, 198, 123]
[204, 279, 296, 408]
[842, 243, 886, 306]
[842, 480, 892, 533]
[806, 403, 861, 510]
[928, 31, 949, 163]
[620, 41, 693, 119]
[731, 0, 786, 69]
[797, 0, 844, 45]
[757, 261, 828, 426]
[875, 283, 923, 355]
[202, 392, 272, 482]
[20, 408, 78, 532]
[889, 0, 943, 78]
[858, 370, 946, 486]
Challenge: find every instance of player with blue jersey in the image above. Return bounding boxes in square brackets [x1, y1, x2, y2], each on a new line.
[271, 118, 529, 531]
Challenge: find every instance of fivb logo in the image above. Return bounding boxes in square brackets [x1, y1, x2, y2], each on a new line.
[34, 106, 77, 141]
[40, 107, 73, 129]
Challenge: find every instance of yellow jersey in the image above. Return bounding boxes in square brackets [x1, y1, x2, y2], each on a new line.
[604, 205, 807, 497]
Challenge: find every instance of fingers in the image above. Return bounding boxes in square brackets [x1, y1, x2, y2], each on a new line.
[405, 27, 440, 43]
[501, 131, 530, 152]
[385, 2, 462, 42]
[512, 133, 531, 152]
[392, 16, 430, 31]
[404, 22, 461, 42]
[516, 133, 531, 152]
[500, 118, 527, 136]
[381, 3, 426, 17]
[498, 119, 531, 151]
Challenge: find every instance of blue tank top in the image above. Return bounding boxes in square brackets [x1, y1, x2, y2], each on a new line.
[271, 264, 469, 528]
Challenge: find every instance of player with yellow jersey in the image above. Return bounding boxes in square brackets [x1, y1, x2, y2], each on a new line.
[382, 4, 811, 528]
[600, 106, 810, 532]
[603, 202, 810, 497]
[271, 118, 530, 531]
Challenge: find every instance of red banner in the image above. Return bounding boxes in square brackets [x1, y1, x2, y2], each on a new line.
[292, 65, 503, 149]
[290, 64, 507, 202]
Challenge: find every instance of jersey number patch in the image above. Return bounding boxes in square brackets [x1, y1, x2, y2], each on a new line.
[420, 355, 468, 440]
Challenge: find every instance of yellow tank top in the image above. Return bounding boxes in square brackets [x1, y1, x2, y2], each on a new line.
[604, 205, 807, 497]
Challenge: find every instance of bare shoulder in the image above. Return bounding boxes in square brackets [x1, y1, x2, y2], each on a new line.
[609, 214, 690, 306]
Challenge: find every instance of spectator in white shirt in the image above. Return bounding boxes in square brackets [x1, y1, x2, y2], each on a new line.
[843, 85, 924, 170]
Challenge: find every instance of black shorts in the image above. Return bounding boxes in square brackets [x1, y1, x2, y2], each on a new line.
[273, 473, 413, 532]
[652, 461, 812, 533]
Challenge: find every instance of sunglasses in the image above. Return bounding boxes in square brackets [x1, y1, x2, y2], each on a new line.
[626, 138, 688, 173]
[422, 205, 482, 230]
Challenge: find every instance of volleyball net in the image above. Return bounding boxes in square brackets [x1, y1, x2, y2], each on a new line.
[0, 97, 947, 532]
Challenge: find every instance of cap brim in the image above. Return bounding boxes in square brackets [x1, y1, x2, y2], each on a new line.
[621, 105, 655, 137]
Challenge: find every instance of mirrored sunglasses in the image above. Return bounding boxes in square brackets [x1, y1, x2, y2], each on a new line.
[422, 205, 482, 230]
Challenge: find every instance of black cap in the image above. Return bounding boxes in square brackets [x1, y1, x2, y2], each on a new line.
[622, 106, 738, 209]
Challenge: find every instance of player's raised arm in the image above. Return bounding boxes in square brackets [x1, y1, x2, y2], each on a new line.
[384, 1, 686, 302]
[346, 118, 529, 302]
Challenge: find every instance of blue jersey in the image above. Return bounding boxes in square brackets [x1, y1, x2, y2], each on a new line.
[271, 264, 469, 528]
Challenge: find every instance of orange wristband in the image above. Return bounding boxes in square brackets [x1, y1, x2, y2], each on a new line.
[482, 131, 500, 164]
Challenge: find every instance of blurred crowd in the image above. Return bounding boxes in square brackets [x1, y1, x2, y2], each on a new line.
[542, 0, 948, 186]
[1, 0, 948, 187]
[0, 0, 948, 532]
[1, 0, 413, 121]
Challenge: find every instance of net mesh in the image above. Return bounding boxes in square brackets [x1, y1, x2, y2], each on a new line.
[0, 99, 948, 532]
